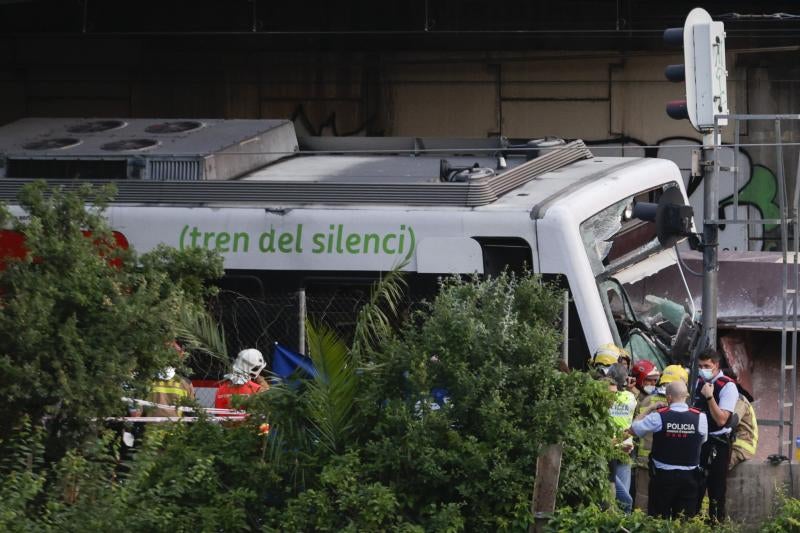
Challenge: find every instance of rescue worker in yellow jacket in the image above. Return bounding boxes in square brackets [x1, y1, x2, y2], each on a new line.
[633, 364, 688, 511]
[722, 368, 758, 470]
[143, 341, 195, 418]
[591, 344, 636, 513]
[589, 343, 627, 378]
[144, 369, 195, 417]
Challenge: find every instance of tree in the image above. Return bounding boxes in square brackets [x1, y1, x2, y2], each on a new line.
[0, 182, 222, 456]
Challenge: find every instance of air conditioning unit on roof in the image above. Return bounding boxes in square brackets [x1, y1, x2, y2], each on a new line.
[0, 118, 298, 181]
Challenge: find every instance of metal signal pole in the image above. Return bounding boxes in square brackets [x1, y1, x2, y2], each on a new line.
[702, 130, 719, 351]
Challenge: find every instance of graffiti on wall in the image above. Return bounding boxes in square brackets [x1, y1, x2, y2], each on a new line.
[290, 105, 373, 137]
[587, 137, 781, 251]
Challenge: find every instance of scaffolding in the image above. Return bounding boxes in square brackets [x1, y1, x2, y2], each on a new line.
[713, 114, 800, 460]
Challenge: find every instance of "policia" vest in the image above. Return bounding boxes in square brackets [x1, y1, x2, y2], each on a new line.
[651, 407, 703, 467]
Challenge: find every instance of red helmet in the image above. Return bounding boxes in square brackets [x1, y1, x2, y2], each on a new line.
[631, 359, 660, 389]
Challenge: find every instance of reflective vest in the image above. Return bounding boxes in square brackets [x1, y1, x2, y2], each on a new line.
[651, 407, 703, 468]
[610, 390, 637, 430]
[214, 380, 261, 410]
[634, 392, 667, 467]
[144, 376, 194, 417]
[692, 374, 735, 433]
[610, 389, 637, 451]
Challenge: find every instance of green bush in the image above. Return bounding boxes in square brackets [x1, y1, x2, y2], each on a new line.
[345, 274, 620, 529]
[544, 505, 740, 533]
[761, 493, 800, 532]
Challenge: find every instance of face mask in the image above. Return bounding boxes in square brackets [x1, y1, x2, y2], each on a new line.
[699, 369, 714, 381]
[597, 365, 611, 376]
[655, 386, 666, 396]
[643, 385, 656, 395]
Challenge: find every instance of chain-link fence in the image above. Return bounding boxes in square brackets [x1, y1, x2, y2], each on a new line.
[194, 287, 426, 382]
[209, 288, 367, 355]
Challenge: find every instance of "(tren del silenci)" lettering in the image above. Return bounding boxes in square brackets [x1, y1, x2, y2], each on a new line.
[178, 223, 416, 258]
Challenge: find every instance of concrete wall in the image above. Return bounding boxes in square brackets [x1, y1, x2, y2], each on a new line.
[728, 461, 799, 529]
[0, 40, 755, 142]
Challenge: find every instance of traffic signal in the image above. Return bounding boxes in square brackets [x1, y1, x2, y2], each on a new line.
[632, 187, 694, 248]
[664, 8, 729, 131]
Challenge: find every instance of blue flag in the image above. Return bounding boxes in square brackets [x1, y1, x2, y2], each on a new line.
[272, 343, 316, 379]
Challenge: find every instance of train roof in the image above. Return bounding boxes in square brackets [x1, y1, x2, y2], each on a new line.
[0, 118, 669, 213]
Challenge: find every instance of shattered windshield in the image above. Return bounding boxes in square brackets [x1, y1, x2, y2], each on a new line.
[581, 198, 628, 276]
[580, 183, 698, 369]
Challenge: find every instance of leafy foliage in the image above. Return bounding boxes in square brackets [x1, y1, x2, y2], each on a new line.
[347, 273, 618, 530]
[0, 419, 47, 532]
[304, 321, 358, 455]
[544, 505, 741, 533]
[351, 261, 408, 355]
[261, 452, 419, 532]
[0, 182, 222, 455]
[174, 306, 230, 361]
[0, 261, 624, 532]
[138, 243, 223, 306]
[555, 370, 624, 505]
[761, 491, 800, 533]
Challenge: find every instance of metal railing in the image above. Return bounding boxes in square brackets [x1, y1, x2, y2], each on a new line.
[713, 114, 799, 460]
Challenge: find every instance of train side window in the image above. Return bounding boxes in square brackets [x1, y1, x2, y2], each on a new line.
[541, 274, 589, 370]
[217, 274, 265, 300]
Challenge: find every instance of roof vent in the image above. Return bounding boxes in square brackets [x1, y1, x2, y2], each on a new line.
[145, 121, 203, 134]
[0, 118, 299, 180]
[525, 137, 566, 161]
[67, 120, 127, 133]
[101, 139, 159, 152]
[439, 160, 495, 182]
[22, 138, 81, 150]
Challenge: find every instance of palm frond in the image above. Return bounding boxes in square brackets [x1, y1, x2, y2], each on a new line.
[173, 307, 228, 361]
[352, 261, 408, 354]
[305, 320, 358, 454]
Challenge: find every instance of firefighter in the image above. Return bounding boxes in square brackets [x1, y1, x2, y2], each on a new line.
[692, 349, 738, 522]
[632, 364, 688, 512]
[721, 368, 758, 470]
[214, 348, 266, 410]
[630, 380, 707, 519]
[144, 341, 195, 417]
[631, 359, 660, 401]
[637, 365, 689, 417]
[590, 343, 628, 377]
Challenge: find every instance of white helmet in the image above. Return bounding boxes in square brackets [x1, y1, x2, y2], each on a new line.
[232, 348, 266, 381]
[157, 367, 176, 381]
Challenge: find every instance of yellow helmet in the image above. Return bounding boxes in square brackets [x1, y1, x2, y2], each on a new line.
[591, 343, 628, 367]
[659, 364, 689, 385]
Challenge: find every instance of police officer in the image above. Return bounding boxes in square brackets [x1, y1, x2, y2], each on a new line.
[692, 349, 738, 522]
[629, 380, 708, 519]
[632, 364, 688, 512]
